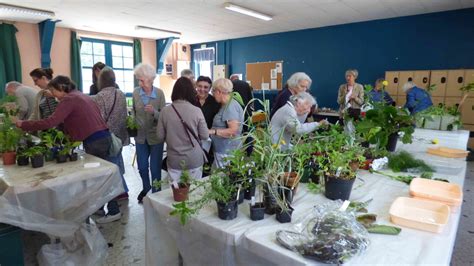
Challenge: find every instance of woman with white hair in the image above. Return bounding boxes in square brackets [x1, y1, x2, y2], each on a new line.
[403, 81, 433, 114]
[271, 92, 328, 150]
[209, 78, 244, 168]
[337, 69, 364, 120]
[132, 63, 166, 203]
[270, 72, 312, 119]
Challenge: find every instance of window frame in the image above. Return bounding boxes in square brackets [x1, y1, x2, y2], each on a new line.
[80, 37, 135, 96]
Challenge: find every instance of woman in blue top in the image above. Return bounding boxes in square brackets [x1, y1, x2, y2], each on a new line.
[403, 81, 433, 114]
[368, 78, 395, 105]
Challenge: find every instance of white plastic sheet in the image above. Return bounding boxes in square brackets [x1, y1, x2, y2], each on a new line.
[0, 154, 123, 237]
[144, 130, 467, 265]
[37, 220, 108, 266]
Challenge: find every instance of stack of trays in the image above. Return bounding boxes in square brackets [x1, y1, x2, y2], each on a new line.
[389, 178, 463, 233]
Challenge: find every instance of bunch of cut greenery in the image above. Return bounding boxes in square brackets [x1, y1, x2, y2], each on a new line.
[387, 151, 434, 173]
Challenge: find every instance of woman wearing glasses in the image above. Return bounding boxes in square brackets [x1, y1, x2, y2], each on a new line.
[209, 78, 244, 168]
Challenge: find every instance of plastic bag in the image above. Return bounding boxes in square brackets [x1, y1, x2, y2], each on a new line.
[37, 221, 108, 266]
[276, 201, 370, 264]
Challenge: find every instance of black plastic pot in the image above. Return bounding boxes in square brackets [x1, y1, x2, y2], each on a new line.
[361, 141, 370, 148]
[244, 179, 256, 200]
[249, 202, 265, 221]
[17, 156, 29, 166]
[263, 185, 278, 215]
[31, 154, 44, 168]
[276, 206, 294, 223]
[127, 128, 138, 137]
[45, 147, 58, 161]
[278, 187, 294, 204]
[69, 153, 78, 161]
[386, 133, 399, 152]
[216, 200, 238, 220]
[56, 154, 68, 163]
[324, 176, 355, 201]
[237, 188, 245, 204]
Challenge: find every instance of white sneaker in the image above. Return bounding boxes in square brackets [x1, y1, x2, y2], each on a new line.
[96, 213, 121, 224]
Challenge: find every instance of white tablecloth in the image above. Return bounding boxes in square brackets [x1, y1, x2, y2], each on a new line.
[144, 130, 468, 265]
[0, 154, 123, 237]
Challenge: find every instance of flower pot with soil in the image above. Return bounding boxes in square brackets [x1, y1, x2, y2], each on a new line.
[249, 202, 265, 221]
[276, 206, 294, 223]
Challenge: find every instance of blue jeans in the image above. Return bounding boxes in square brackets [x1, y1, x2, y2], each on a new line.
[84, 133, 120, 215]
[108, 151, 128, 193]
[136, 141, 163, 193]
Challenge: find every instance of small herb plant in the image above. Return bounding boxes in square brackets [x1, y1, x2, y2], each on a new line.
[126, 116, 138, 130]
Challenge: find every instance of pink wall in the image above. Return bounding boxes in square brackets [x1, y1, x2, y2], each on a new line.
[14, 21, 190, 103]
[15, 22, 41, 88]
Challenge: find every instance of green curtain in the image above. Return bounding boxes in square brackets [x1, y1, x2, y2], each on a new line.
[0, 24, 22, 98]
[133, 38, 142, 87]
[70, 31, 83, 91]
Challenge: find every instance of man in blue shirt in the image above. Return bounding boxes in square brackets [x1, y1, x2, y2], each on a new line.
[368, 78, 395, 105]
[403, 81, 433, 114]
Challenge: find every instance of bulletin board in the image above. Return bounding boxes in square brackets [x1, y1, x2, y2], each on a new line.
[246, 61, 283, 90]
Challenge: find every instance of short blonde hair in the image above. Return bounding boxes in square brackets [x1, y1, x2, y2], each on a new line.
[345, 69, 358, 79]
[134, 63, 156, 83]
[213, 78, 233, 93]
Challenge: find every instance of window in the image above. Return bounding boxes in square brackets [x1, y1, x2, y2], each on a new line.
[80, 38, 134, 95]
[193, 48, 215, 79]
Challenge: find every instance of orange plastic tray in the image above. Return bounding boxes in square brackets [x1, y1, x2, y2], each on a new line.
[427, 147, 469, 158]
[389, 197, 450, 233]
[410, 178, 462, 207]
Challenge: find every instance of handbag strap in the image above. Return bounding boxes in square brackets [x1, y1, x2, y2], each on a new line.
[171, 104, 204, 148]
[105, 90, 117, 122]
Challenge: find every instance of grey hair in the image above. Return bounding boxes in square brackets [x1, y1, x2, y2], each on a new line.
[287, 72, 312, 90]
[345, 69, 358, 79]
[98, 66, 116, 91]
[403, 81, 416, 92]
[134, 63, 156, 82]
[289, 91, 316, 107]
[180, 69, 194, 79]
[213, 78, 233, 93]
[5, 81, 21, 90]
[229, 74, 239, 80]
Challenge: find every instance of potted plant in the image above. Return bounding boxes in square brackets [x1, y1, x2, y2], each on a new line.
[249, 182, 265, 221]
[16, 147, 29, 166]
[63, 138, 81, 161]
[171, 162, 192, 202]
[0, 122, 22, 165]
[39, 129, 63, 161]
[126, 115, 138, 137]
[356, 103, 414, 152]
[24, 145, 46, 168]
[224, 149, 255, 203]
[317, 148, 365, 201]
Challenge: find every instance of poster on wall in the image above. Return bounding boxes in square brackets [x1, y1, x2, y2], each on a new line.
[270, 69, 277, 79]
[271, 79, 277, 89]
[276, 63, 282, 73]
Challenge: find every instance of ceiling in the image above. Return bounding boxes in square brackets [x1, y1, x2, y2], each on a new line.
[2, 0, 474, 44]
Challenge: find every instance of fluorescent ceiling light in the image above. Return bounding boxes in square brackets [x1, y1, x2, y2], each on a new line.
[224, 3, 272, 21]
[0, 3, 55, 17]
[135, 25, 181, 37]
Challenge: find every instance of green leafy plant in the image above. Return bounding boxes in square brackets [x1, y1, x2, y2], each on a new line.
[356, 104, 415, 150]
[387, 151, 434, 173]
[126, 115, 138, 130]
[0, 122, 23, 152]
[23, 145, 47, 157]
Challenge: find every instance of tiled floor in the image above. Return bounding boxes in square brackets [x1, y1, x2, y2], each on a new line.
[22, 145, 474, 265]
